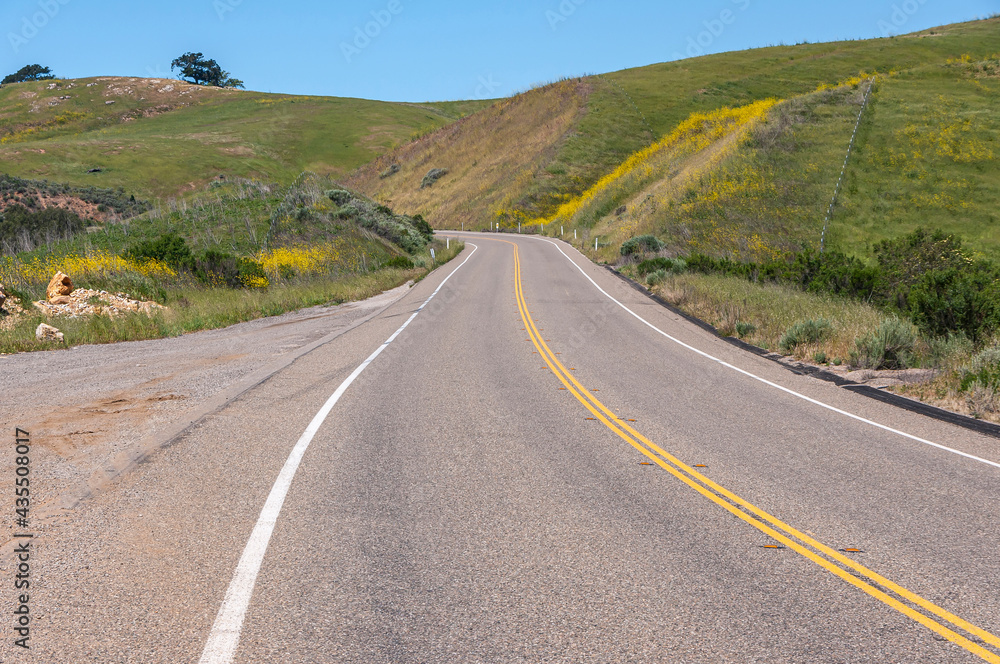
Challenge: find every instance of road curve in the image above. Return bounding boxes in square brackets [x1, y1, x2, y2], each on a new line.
[6, 233, 1000, 663]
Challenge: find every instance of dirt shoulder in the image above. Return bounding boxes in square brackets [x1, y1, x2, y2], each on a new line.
[0, 281, 412, 547]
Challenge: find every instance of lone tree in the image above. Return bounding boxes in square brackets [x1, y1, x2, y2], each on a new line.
[170, 52, 244, 89]
[2, 64, 55, 85]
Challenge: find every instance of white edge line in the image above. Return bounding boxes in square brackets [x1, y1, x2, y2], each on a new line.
[198, 244, 478, 664]
[511, 234, 1000, 471]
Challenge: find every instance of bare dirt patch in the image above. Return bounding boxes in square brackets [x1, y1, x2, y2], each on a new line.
[220, 145, 254, 157]
[31, 389, 189, 460]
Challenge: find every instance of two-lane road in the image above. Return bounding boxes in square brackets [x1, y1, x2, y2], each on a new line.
[7, 234, 1000, 663]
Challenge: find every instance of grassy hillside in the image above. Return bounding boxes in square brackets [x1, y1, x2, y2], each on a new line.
[345, 78, 594, 229]
[0, 173, 458, 352]
[566, 53, 999, 263]
[347, 17, 1000, 248]
[0, 76, 490, 198]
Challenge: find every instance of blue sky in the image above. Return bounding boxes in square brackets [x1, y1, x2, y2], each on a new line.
[1, 0, 996, 101]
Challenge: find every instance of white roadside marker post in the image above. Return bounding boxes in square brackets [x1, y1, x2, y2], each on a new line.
[595, 236, 598, 251]
[446, 238, 450, 250]
[430, 248, 436, 263]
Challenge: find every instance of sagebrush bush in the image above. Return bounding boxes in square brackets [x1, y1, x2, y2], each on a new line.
[326, 189, 352, 205]
[420, 168, 448, 189]
[735, 321, 756, 338]
[850, 318, 916, 369]
[621, 234, 665, 256]
[779, 318, 832, 352]
[334, 205, 358, 220]
[959, 345, 1000, 392]
[645, 269, 667, 286]
[926, 332, 973, 367]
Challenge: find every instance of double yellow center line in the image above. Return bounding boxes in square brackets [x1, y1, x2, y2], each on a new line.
[506, 239, 1000, 662]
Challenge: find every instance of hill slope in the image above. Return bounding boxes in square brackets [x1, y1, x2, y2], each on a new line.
[0, 76, 489, 198]
[347, 17, 1000, 258]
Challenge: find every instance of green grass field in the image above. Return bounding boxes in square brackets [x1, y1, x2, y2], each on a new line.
[0, 76, 490, 199]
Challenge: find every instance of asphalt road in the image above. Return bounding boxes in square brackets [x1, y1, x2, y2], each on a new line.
[3, 234, 999, 663]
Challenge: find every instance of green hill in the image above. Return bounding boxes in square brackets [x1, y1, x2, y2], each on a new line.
[347, 17, 1000, 258]
[0, 76, 489, 199]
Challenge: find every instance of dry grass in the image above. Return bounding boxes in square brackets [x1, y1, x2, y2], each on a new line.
[891, 337, 1000, 424]
[346, 79, 591, 230]
[652, 272, 885, 363]
[892, 378, 1000, 424]
[582, 127, 754, 263]
[646, 269, 1000, 424]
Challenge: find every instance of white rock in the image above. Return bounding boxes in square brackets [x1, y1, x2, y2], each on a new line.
[35, 323, 64, 343]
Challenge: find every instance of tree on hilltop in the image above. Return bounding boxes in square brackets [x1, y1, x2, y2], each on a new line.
[170, 52, 244, 89]
[2, 64, 55, 85]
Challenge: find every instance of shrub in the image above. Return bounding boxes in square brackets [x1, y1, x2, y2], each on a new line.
[125, 233, 194, 271]
[620, 234, 665, 256]
[194, 250, 267, 289]
[850, 318, 916, 369]
[908, 265, 1000, 343]
[926, 332, 973, 367]
[637, 257, 670, 276]
[645, 269, 667, 286]
[420, 168, 448, 189]
[326, 189, 352, 205]
[411, 214, 434, 241]
[0, 204, 85, 254]
[735, 321, 756, 338]
[334, 204, 358, 220]
[779, 319, 832, 352]
[382, 255, 415, 270]
[813, 351, 828, 364]
[959, 346, 1000, 393]
[637, 256, 685, 276]
[872, 228, 967, 307]
[379, 163, 400, 179]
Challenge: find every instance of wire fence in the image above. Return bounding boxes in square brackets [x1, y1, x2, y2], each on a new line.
[820, 76, 876, 253]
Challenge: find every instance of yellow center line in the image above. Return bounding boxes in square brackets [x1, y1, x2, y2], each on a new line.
[495, 236, 1000, 663]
